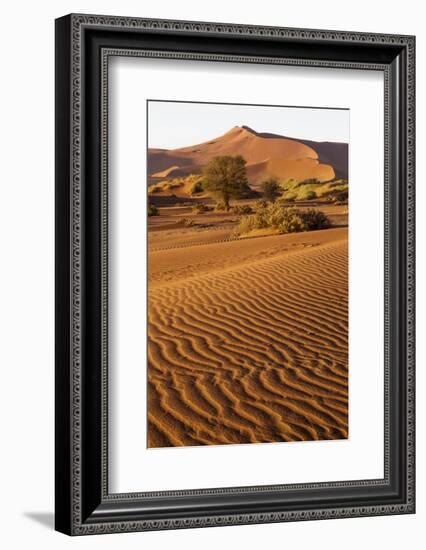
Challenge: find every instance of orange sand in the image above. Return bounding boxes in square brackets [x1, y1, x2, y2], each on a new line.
[147, 219, 348, 447]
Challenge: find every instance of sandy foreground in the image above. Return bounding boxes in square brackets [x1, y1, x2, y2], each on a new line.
[148, 216, 348, 448]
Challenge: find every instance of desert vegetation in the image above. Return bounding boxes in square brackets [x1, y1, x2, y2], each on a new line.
[280, 177, 348, 203]
[232, 204, 253, 215]
[147, 122, 348, 449]
[234, 203, 331, 236]
[261, 177, 281, 201]
[148, 179, 183, 194]
[202, 155, 251, 210]
[147, 203, 159, 216]
[148, 174, 205, 196]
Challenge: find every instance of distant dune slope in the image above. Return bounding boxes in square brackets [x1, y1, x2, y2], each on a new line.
[250, 130, 349, 180]
[147, 235, 348, 447]
[246, 157, 336, 188]
[300, 140, 348, 180]
[148, 125, 348, 186]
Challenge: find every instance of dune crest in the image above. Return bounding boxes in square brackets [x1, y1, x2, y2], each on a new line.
[148, 125, 347, 186]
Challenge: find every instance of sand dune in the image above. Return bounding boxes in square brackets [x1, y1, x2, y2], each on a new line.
[147, 230, 348, 447]
[148, 125, 346, 186]
[174, 125, 318, 165]
[246, 157, 335, 188]
[147, 148, 194, 175]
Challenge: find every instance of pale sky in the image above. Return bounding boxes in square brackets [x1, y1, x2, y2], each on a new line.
[148, 100, 349, 150]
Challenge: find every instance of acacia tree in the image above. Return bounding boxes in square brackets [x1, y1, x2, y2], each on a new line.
[261, 177, 280, 202]
[203, 155, 249, 210]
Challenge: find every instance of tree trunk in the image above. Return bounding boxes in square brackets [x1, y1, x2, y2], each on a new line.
[223, 194, 230, 211]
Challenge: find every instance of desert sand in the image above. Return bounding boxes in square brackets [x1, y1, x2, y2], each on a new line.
[147, 207, 348, 447]
[148, 125, 348, 185]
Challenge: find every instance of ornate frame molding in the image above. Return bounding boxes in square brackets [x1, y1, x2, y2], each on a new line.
[55, 13, 415, 535]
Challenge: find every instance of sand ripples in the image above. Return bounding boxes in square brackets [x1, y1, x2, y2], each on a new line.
[148, 238, 348, 447]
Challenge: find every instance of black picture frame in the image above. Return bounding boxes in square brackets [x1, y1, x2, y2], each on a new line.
[55, 13, 415, 536]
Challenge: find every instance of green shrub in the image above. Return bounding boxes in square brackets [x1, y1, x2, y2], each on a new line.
[148, 178, 184, 194]
[235, 215, 258, 235]
[254, 199, 268, 210]
[332, 190, 348, 204]
[329, 179, 348, 188]
[279, 178, 297, 192]
[261, 177, 280, 201]
[232, 204, 253, 215]
[234, 204, 331, 236]
[148, 204, 159, 217]
[299, 178, 321, 186]
[302, 190, 317, 201]
[280, 178, 348, 202]
[189, 179, 205, 195]
[297, 209, 331, 231]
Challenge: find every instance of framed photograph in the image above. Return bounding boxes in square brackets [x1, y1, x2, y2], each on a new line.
[55, 14, 415, 535]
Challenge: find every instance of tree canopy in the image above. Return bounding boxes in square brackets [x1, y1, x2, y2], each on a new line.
[261, 177, 281, 201]
[202, 155, 250, 209]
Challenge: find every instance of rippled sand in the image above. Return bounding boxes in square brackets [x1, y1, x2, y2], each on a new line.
[147, 226, 348, 447]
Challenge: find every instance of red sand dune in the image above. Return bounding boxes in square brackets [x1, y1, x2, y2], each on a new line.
[148, 125, 347, 186]
[246, 157, 336, 188]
